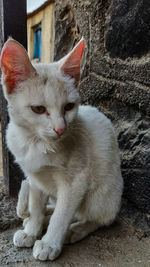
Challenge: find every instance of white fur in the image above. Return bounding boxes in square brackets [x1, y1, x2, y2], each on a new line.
[2, 48, 123, 261]
[16, 179, 29, 219]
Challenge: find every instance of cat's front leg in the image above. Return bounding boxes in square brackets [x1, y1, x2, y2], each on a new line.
[16, 179, 29, 219]
[14, 181, 48, 248]
[33, 172, 87, 261]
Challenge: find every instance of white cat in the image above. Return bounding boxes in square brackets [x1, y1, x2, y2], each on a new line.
[0, 38, 123, 261]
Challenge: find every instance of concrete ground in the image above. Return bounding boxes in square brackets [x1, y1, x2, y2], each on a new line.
[1, 215, 150, 267]
[1, 124, 150, 266]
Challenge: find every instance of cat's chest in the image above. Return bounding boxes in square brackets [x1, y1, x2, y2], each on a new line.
[18, 146, 65, 174]
[6, 125, 65, 174]
[29, 166, 64, 195]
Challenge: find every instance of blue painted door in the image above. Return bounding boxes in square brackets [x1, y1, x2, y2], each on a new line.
[33, 25, 41, 59]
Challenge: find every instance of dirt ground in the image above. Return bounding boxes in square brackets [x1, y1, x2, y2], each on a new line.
[1, 213, 150, 267]
[1, 124, 150, 266]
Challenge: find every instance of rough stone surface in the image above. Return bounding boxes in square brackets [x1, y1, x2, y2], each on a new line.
[54, 3, 80, 61]
[54, 0, 150, 215]
[105, 0, 150, 59]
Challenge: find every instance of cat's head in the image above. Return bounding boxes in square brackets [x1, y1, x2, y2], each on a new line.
[0, 38, 85, 143]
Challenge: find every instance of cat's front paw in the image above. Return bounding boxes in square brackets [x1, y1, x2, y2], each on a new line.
[33, 240, 61, 261]
[13, 229, 36, 247]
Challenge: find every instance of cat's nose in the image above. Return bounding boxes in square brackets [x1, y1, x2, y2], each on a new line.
[54, 127, 66, 136]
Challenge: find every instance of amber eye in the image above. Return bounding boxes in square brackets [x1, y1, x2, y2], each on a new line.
[64, 103, 75, 112]
[31, 105, 46, 114]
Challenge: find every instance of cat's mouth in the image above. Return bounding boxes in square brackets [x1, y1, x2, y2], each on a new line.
[36, 126, 69, 145]
[43, 132, 67, 143]
[51, 126, 69, 141]
[53, 131, 67, 141]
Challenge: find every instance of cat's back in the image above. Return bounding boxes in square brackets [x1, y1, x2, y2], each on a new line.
[78, 105, 115, 137]
[77, 105, 119, 162]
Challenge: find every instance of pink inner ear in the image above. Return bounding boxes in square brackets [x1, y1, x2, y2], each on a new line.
[1, 39, 35, 94]
[61, 39, 85, 84]
[1, 47, 23, 93]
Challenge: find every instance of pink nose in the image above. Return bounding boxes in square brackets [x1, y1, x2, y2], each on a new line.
[54, 127, 66, 136]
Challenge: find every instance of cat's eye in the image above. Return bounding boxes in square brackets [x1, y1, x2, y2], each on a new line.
[64, 103, 75, 112]
[31, 105, 46, 114]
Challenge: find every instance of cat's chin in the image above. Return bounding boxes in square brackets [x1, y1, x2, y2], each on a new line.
[53, 134, 66, 142]
[46, 135, 64, 143]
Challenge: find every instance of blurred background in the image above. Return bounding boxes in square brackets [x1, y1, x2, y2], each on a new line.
[27, 0, 55, 63]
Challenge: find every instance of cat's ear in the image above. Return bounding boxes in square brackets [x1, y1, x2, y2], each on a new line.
[0, 38, 36, 94]
[60, 38, 85, 85]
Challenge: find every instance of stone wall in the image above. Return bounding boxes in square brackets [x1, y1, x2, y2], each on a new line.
[54, 0, 150, 214]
